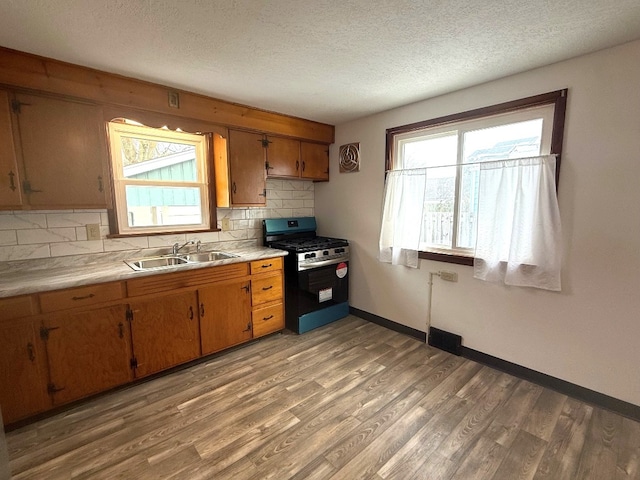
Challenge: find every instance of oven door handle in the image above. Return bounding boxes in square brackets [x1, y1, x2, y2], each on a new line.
[298, 257, 348, 271]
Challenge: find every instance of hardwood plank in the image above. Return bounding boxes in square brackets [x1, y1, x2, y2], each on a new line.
[574, 408, 623, 479]
[521, 388, 568, 442]
[485, 380, 544, 448]
[533, 398, 593, 480]
[491, 430, 547, 480]
[449, 436, 507, 480]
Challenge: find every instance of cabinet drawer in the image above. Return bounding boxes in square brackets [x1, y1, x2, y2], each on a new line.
[0, 295, 37, 321]
[39, 282, 124, 313]
[251, 273, 283, 305]
[252, 303, 284, 337]
[250, 257, 283, 274]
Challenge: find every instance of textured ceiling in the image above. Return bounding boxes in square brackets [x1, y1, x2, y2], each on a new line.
[1, 0, 640, 125]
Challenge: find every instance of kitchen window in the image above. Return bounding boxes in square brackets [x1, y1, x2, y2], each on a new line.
[107, 121, 212, 235]
[384, 90, 567, 266]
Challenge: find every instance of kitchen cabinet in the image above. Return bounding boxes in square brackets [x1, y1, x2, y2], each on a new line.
[41, 304, 132, 406]
[264, 136, 301, 178]
[300, 142, 329, 181]
[199, 278, 253, 355]
[128, 291, 200, 378]
[0, 90, 23, 207]
[0, 295, 48, 424]
[265, 138, 330, 181]
[250, 258, 285, 337]
[11, 91, 110, 208]
[226, 129, 267, 206]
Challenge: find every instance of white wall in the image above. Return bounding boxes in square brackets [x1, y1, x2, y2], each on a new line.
[315, 40, 640, 407]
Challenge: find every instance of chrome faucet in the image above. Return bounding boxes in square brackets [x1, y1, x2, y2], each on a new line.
[172, 240, 195, 255]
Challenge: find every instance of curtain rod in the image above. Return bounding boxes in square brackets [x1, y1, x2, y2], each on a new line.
[385, 153, 556, 174]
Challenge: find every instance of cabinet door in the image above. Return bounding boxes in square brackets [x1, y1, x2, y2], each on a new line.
[43, 305, 132, 406]
[0, 90, 23, 207]
[300, 142, 329, 181]
[199, 279, 252, 355]
[0, 318, 48, 425]
[227, 130, 266, 205]
[129, 291, 200, 378]
[266, 136, 300, 178]
[13, 92, 109, 208]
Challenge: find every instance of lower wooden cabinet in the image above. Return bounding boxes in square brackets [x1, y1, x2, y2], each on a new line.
[199, 279, 252, 355]
[128, 291, 200, 378]
[0, 317, 48, 424]
[42, 304, 133, 406]
[1, 256, 285, 426]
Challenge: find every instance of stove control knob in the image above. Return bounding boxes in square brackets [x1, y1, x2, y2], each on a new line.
[305, 253, 316, 259]
[335, 248, 344, 253]
[323, 250, 329, 256]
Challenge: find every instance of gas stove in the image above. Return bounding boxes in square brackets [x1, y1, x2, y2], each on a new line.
[264, 218, 349, 271]
[263, 217, 350, 333]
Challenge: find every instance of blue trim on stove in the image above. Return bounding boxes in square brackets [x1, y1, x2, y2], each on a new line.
[298, 302, 349, 334]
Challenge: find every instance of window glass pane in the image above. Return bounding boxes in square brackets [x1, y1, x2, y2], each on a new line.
[125, 185, 202, 227]
[421, 165, 456, 249]
[401, 132, 457, 169]
[457, 119, 544, 249]
[120, 137, 197, 182]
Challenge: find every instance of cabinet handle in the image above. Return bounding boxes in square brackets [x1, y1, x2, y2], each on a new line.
[118, 322, 124, 339]
[262, 285, 273, 291]
[261, 263, 272, 268]
[302, 161, 306, 172]
[241, 284, 250, 293]
[98, 175, 104, 193]
[22, 180, 43, 194]
[8, 171, 16, 191]
[72, 293, 95, 301]
[296, 160, 299, 171]
[200, 303, 205, 317]
[232, 182, 237, 194]
[189, 306, 194, 320]
[243, 321, 252, 332]
[27, 342, 35, 362]
[262, 315, 274, 321]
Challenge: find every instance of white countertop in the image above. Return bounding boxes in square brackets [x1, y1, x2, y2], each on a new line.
[0, 244, 287, 298]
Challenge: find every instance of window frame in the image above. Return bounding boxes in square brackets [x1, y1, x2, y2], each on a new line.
[385, 89, 567, 265]
[107, 120, 212, 236]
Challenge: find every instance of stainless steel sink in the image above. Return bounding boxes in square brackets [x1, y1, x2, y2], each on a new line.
[125, 251, 239, 271]
[125, 255, 193, 271]
[183, 251, 239, 262]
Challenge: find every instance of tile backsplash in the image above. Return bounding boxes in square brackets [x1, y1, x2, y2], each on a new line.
[0, 179, 314, 262]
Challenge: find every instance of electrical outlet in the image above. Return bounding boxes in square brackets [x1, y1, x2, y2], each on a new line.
[439, 271, 458, 282]
[86, 223, 101, 241]
[221, 218, 231, 231]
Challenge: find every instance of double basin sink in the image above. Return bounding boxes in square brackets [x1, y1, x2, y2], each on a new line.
[125, 251, 238, 271]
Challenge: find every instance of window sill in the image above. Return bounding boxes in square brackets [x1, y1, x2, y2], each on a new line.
[418, 251, 474, 266]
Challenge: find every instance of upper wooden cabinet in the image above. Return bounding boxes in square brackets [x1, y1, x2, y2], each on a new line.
[300, 142, 330, 181]
[225, 129, 267, 206]
[265, 138, 329, 182]
[0, 90, 23, 207]
[11, 92, 110, 208]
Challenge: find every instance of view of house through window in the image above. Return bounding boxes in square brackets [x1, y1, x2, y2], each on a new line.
[391, 105, 554, 256]
[108, 121, 210, 235]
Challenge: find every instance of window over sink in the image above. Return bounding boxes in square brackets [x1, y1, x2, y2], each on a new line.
[107, 120, 212, 235]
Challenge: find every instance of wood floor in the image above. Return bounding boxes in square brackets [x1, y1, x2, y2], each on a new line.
[6, 315, 640, 479]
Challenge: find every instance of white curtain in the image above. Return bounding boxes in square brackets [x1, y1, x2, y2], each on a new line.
[379, 169, 427, 267]
[473, 155, 562, 291]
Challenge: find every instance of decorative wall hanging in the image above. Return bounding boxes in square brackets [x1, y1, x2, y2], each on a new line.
[339, 143, 360, 173]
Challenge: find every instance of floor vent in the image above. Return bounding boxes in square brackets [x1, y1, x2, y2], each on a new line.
[428, 327, 462, 356]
